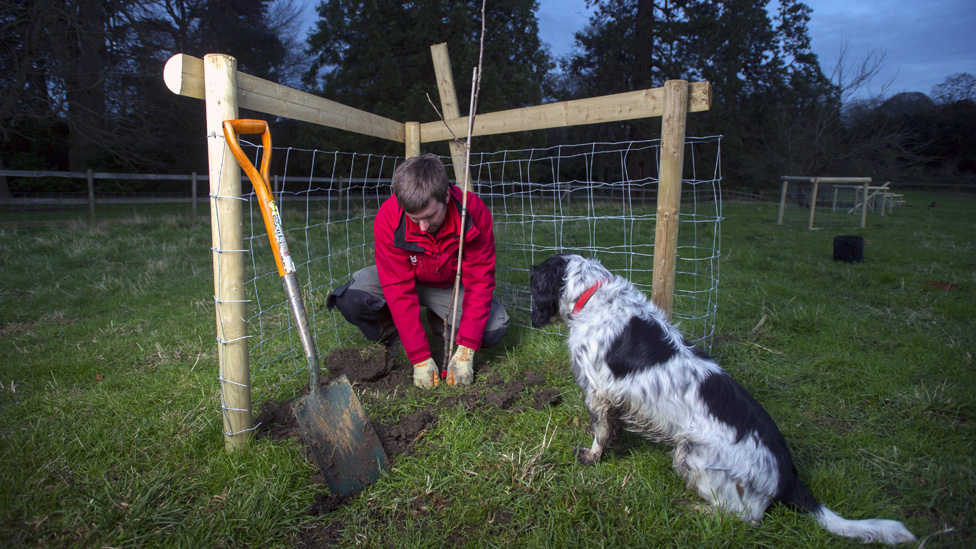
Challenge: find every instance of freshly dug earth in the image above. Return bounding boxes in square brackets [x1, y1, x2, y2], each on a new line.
[253, 345, 561, 545]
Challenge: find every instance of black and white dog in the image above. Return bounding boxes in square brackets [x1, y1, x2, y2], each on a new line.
[530, 254, 915, 545]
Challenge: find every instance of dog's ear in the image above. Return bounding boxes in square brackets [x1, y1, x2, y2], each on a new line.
[530, 255, 567, 327]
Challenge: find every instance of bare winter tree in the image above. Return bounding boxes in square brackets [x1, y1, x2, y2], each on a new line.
[930, 73, 976, 104]
[827, 39, 893, 103]
[266, 0, 314, 89]
[765, 39, 926, 181]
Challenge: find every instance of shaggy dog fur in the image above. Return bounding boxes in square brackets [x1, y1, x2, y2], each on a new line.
[530, 254, 915, 545]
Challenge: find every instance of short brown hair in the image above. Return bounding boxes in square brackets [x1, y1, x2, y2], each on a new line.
[392, 154, 450, 213]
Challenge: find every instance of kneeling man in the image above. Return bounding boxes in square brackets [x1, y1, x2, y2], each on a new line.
[327, 154, 508, 388]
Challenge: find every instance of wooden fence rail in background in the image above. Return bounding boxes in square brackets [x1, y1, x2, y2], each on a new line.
[1, 169, 205, 221]
[2, 168, 683, 226]
[0, 170, 400, 223]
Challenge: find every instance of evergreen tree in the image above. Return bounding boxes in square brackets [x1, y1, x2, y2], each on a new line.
[562, 0, 838, 188]
[1, 0, 297, 182]
[124, 0, 294, 175]
[301, 0, 553, 158]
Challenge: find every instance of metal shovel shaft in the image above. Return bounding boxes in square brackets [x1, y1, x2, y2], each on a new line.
[281, 271, 320, 387]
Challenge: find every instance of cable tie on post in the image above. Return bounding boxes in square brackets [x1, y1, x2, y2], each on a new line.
[222, 424, 258, 437]
[210, 193, 248, 202]
[225, 422, 263, 438]
[218, 376, 251, 388]
[213, 293, 251, 304]
[214, 334, 251, 345]
[210, 246, 249, 254]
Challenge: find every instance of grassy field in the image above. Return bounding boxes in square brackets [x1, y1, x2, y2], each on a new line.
[0, 200, 202, 227]
[1, 191, 974, 547]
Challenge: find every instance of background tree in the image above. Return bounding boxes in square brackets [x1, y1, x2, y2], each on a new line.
[121, 0, 297, 175]
[927, 73, 976, 174]
[301, 0, 553, 159]
[558, 0, 837, 188]
[1, 0, 101, 174]
[1, 0, 302, 193]
[560, 0, 682, 145]
[842, 92, 935, 180]
[1, 0, 970, 197]
[930, 72, 976, 105]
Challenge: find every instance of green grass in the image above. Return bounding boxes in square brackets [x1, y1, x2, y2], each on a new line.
[1, 192, 974, 547]
[0, 202, 203, 226]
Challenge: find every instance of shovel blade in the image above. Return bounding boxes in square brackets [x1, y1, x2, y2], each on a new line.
[291, 374, 389, 496]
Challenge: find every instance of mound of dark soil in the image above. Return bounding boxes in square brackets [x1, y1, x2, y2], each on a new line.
[253, 344, 562, 542]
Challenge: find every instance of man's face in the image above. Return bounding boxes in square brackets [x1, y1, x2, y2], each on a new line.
[406, 199, 448, 234]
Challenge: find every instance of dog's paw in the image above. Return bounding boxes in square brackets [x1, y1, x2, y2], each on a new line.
[574, 446, 599, 466]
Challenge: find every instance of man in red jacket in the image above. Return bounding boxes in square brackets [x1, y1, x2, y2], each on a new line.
[326, 154, 509, 388]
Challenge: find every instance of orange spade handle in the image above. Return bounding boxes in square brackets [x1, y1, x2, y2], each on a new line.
[222, 119, 294, 278]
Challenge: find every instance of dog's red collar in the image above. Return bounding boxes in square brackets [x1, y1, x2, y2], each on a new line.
[572, 279, 607, 316]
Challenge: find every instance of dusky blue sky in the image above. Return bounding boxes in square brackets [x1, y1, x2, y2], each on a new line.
[298, 0, 976, 100]
[536, 0, 976, 99]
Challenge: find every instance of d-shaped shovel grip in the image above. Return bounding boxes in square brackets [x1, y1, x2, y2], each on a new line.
[222, 119, 295, 277]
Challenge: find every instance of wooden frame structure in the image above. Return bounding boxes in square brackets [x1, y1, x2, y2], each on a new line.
[777, 176, 884, 230]
[164, 47, 712, 450]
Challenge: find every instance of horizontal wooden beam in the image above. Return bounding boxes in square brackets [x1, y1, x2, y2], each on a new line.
[164, 54, 712, 146]
[419, 81, 711, 143]
[163, 54, 405, 143]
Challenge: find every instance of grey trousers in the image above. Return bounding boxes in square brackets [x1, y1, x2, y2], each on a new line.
[326, 266, 509, 348]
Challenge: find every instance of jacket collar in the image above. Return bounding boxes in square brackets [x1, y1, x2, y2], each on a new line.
[392, 186, 474, 252]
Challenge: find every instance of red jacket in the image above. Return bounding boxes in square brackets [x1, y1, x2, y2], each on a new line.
[374, 186, 496, 364]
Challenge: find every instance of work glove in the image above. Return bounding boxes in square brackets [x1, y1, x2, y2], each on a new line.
[446, 345, 475, 386]
[413, 357, 440, 389]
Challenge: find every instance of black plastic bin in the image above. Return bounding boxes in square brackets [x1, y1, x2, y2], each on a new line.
[833, 235, 864, 263]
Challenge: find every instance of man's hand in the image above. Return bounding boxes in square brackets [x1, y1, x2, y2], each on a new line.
[413, 357, 440, 388]
[446, 345, 475, 386]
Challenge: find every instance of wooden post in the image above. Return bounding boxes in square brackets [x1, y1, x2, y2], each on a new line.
[405, 122, 421, 157]
[832, 186, 839, 212]
[430, 43, 472, 186]
[860, 180, 870, 228]
[204, 54, 252, 451]
[652, 80, 688, 321]
[777, 180, 788, 225]
[87, 168, 95, 223]
[807, 177, 819, 230]
[191, 171, 198, 217]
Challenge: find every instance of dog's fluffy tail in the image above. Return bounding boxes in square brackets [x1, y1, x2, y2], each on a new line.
[812, 506, 916, 545]
[783, 480, 916, 545]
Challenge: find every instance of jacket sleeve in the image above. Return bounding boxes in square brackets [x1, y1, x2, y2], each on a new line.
[456, 193, 496, 350]
[373, 201, 431, 364]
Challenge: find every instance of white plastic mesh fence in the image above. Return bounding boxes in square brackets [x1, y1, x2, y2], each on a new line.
[230, 137, 723, 404]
